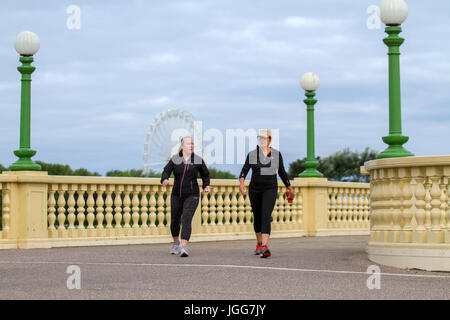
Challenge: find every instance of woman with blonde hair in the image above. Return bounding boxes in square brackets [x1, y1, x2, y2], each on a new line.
[239, 129, 294, 258]
[161, 136, 211, 257]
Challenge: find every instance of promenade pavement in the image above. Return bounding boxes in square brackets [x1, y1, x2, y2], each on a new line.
[0, 236, 448, 300]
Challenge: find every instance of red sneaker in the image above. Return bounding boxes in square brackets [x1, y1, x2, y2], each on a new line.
[260, 245, 271, 258]
[254, 243, 262, 255]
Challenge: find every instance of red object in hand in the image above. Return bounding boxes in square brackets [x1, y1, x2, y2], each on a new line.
[286, 191, 293, 203]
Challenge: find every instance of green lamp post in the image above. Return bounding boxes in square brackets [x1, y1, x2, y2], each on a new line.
[9, 31, 41, 171]
[298, 72, 324, 178]
[377, 0, 414, 159]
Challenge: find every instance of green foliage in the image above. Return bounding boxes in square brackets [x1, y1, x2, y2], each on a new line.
[208, 167, 237, 179]
[288, 147, 378, 182]
[35, 161, 101, 176]
[105, 169, 160, 178]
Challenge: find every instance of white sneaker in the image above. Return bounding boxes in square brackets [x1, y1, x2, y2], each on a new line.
[180, 245, 189, 257]
[169, 242, 180, 255]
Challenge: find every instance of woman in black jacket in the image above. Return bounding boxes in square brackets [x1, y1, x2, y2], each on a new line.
[161, 136, 210, 257]
[239, 129, 294, 258]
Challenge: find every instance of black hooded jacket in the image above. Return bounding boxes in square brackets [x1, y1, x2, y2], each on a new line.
[239, 146, 291, 191]
[160, 151, 210, 198]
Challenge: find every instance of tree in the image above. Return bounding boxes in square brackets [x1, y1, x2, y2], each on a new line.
[0, 162, 236, 179]
[288, 147, 378, 182]
[105, 169, 160, 178]
[35, 161, 101, 176]
[208, 167, 237, 179]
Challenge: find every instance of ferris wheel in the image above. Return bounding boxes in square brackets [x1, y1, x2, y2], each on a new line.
[143, 108, 196, 174]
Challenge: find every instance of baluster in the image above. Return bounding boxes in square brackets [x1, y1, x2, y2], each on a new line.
[114, 185, 124, 237]
[390, 169, 402, 242]
[216, 186, 225, 233]
[86, 185, 96, 237]
[202, 190, 210, 234]
[440, 177, 447, 237]
[336, 188, 343, 229]
[278, 188, 286, 231]
[224, 187, 231, 233]
[131, 186, 141, 236]
[429, 175, 441, 231]
[57, 184, 68, 237]
[364, 188, 371, 230]
[77, 185, 87, 238]
[104, 185, 115, 237]
[379, 170, 391, 241]
[141, 186, 150, 235]
[429, 168, 443, 243]
[1, 184, 11, 238]
[209, 187, 217, 234]
[238, 190, 246, 233]
[412, 168, 426, 243]
[67, 185, 77, 237]
[47, 184, 57, 238]
[149, 186, 157, 235]
[370, 170, 380, 240]
[165, 186, 172, 235]
[157, 188, 166, 235]
[328, 188, 336, 229]
[399, 168, 412, 243]
[296, 187, 303, 229]
[244, 190, 252, 232]
[439, 177, 447, 229]
[272, 188, 280, 231]
[285, 188, 292, 230]
[96, 185, 105, 237]
[383, 169, 396, 241]
[357, 188, 364, 229]
[348, 188, 355, 229]
[289, 186, 298, 230]
[231, 188, 238, 233]
[376, 169, 386, 237]
[446, 174, 450, 243]
[122, 185, 132, 236]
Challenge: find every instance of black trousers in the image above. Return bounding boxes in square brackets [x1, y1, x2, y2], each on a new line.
[170, 194, 199, 241]
[248, 187, 278, 235]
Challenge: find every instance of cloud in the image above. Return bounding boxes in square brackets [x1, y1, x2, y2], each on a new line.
[0, 0, 450, 175]
[151, 53, 181, 65]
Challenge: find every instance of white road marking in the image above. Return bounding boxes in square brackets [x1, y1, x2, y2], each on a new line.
[0, 261, 449, 279]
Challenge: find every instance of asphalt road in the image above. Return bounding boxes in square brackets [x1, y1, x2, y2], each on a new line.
[0, 236, 448, 300]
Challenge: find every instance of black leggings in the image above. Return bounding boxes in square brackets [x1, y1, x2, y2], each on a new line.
[248, 187, 278, 235]
[170, 194, 199, 241]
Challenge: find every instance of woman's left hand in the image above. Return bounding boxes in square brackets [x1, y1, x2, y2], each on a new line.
[287, 186, 295, 199]
[203, 186, 211, 193]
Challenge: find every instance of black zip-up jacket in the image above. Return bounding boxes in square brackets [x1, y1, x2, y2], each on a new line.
[160, 151, 210, 198]
[240, 146, 291, 191]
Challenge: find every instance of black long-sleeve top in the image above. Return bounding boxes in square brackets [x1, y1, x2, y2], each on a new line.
[160, 151, 210, 198]
[239, 146, 291, 191]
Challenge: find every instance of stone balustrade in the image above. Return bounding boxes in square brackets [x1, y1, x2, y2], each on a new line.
[365, 156, 450, 271]
[0, 171, 369, 249]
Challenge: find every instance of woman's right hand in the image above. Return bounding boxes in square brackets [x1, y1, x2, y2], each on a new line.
[239, 183, 246, 195]
[162, 179, 170, 187]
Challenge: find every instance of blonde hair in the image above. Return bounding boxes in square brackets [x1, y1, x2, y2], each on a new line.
[178, 136, 193, 154]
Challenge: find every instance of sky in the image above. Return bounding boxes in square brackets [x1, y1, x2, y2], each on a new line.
[0, 0, 449, 176]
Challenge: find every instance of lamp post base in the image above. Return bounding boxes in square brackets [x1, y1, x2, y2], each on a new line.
[377, 135, 414, 159]
[298, 168, 324, 178]
[9, 149, 41, 171]
[298, 160, 324, 178]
